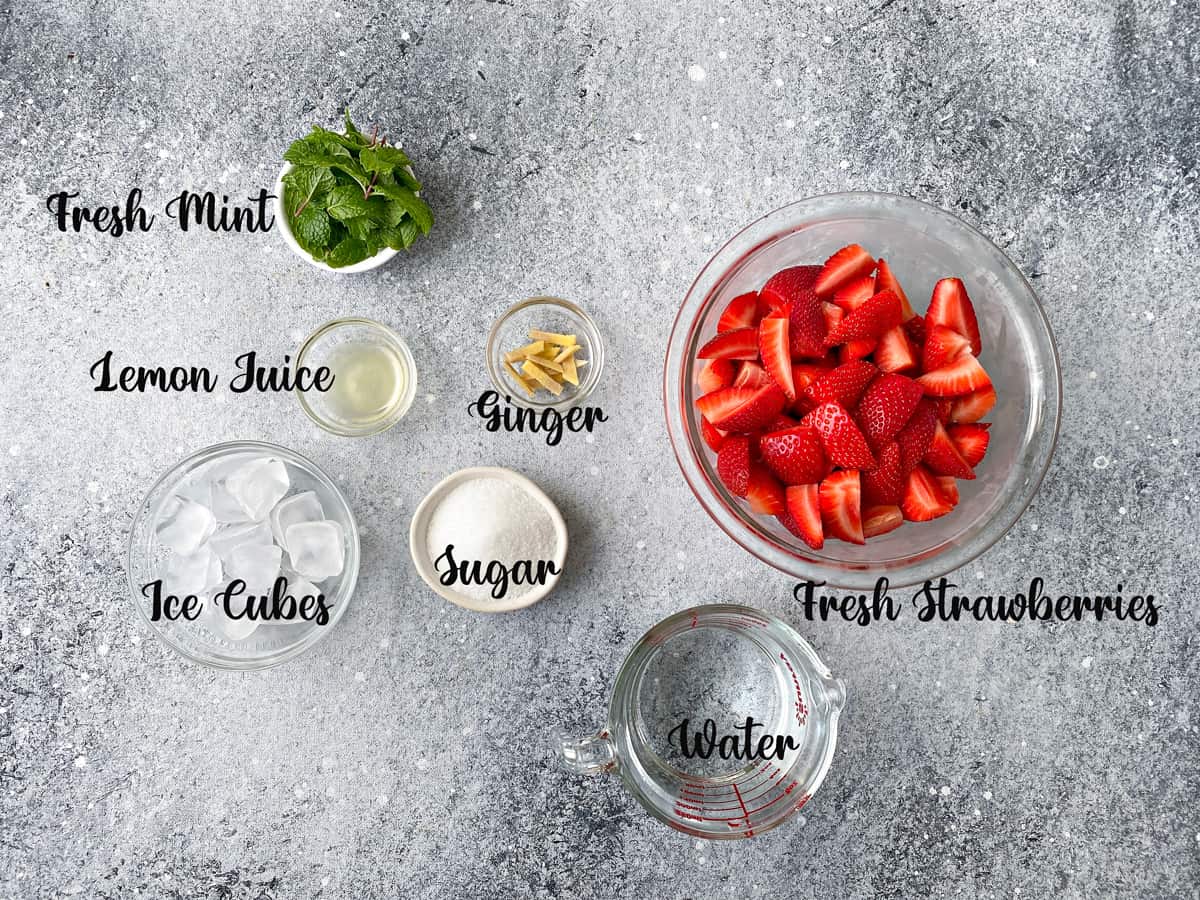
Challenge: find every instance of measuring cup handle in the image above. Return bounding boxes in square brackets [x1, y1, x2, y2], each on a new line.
[821, 675, 848, 713]
[551, 728, 617, 775]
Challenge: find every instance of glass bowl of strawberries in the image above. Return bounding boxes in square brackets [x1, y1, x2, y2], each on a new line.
[664, 192, 1061, 589]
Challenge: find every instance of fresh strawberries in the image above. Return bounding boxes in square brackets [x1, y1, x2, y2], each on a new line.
[693, 243, 997, 546]
[718, 291, 763, 332]
[759, 425, 827, 485]
[855, 373, 924, 450]
[819, 470, 865, 544]
[758, 313, 795, 400]
[814, 244, 875, 297]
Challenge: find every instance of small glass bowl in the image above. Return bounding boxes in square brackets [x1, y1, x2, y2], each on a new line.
[126, 441, 360, 670]
[665, 192, 1061, 590]
[486, 297, 605, 411]
[294, 317, 418, 437]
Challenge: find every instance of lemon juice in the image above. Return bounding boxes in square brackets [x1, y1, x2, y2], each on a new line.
[324, 340, 408, 428]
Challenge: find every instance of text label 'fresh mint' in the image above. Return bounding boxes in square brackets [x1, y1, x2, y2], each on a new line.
[46, 188, 275, 236]
[90, 350, 332, 394]
[467, 390, 608, 447]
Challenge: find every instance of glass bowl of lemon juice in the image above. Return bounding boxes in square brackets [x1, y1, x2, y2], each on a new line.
[294, 318, 418, 436]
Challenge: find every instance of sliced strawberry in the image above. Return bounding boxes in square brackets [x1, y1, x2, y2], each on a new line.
[746, 464, 786, 515]
[924, 420, 976, 480]
[874, 325, 919, 374]
[759, 424, 827, 485]
[699, 327, 759, 360]
[936, 475, 960, 506]
[934, 399, 954, 423]
[832, 275, 875, 313]
[855, 373, 925, 449]
[758, 314, 795, 401]
[697, 358, 736, 394]
[927, 277, 981, 355]
[819, 469, 865, 544]
[901, 464, 955, 522]
[802, 401, 876, 469]
[803, 359, 878, 409]
[697, 383, 788, 433]
[948, 423, 991, 467]
[814, 244, 875, 297]
[783, 484, 824, 549]
[824, 290, 903, 346]
[917, 353, 993, 397]
[716, 435, 751, 496]
[718, 291, 762, 332]
[922, 324, 972, 373]
[821, 302, 844, 335]
[873, 258, 915, 320]
[761, 265, 821, 312]
[839, 337, 877, 363]
[903, 314, 927, 346]
[946, 386, 997, 423]
[862, 504, 903, 538]
[791, 362, 830, 403]
[788, 295, 827, 359]
[700, 416, 726, 453]
[861, 441, 904, 505]
[734, 360, 772, 390]
[895, 399, 939, 474]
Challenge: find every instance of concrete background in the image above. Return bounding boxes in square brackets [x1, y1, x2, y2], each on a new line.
[2, 1, 1198, 897]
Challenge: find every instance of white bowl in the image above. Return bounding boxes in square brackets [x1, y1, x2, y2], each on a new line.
[274, 162, 399, 275]
[408, 467, 569, 613]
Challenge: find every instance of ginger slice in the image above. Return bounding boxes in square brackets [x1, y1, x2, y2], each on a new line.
[553, 344, 581, 363]
[521, 359, 564, 395]
[505, 340, 544, 363]
[561, 355, 579, 386]
[529, 329, 577, 346]
[531, 355, 567, 375]
[504, 360, 536, 397]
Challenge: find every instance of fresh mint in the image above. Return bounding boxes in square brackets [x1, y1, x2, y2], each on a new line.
[281, 110, 433, 268]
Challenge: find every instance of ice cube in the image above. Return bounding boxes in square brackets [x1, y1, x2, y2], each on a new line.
[227, 542, 283, 594]
[209, 520, 274, 562]
[155, 496, 216, 555]
[285, 521, 345, 580]
[205, 597, 259, 642]
[224, 457, 289, 521]
[174, 474, 213, 509]
[276, 569, 324, 625]
[210, 483, 251, 523]
[163, 545, 221, 596]
[270, 491, 325, 550]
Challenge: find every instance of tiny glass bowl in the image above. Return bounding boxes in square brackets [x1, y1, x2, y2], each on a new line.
[294, 317, 418, 437]
[126, 441, 360, 670]
[486, 297, 605, 411]
[665, 192, 1062, 590]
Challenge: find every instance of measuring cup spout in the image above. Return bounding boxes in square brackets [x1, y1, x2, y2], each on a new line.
[821, 675, 848, 713]
[551, 727, 616, 775]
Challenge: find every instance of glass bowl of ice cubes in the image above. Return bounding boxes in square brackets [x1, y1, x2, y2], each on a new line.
[126, 441, 360, 669]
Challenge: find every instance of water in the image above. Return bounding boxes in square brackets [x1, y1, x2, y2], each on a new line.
[635, 627, 790, 779]
[286, 521, 345, 580]
[270, 491, 325, 551]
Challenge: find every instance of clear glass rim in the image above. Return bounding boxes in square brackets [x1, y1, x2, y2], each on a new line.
[485, 296, 605, 412]
[125, 440, 361, 670]
[293, 316, 418, 437]
[605, 603, 843, 839]
[663, 191, 1063, 590]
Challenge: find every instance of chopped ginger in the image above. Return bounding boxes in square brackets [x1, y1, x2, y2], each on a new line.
[530, 329, 577, 346]
[504, 360, 536, 397]
[561, 355, 579, 386]
[553, 344, 581, 364]
[505, 340, 544, 363]
[521, 359, 564, 395]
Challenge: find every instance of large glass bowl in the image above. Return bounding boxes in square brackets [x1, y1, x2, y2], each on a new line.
[126, 441, 360, 669]
[664, 193, 1061, 589]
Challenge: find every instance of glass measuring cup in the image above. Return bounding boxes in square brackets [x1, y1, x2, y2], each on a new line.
[555, 604, 846, 839]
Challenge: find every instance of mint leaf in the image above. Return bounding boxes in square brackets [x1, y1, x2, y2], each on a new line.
[380, 219, 420, 251]
[360, 145, 412, 175]
[373, 180, 433, 233]
[344, 109, 369, 145]
[283, 166, 336, 212]
[326, 237, 371, 268]
[342, 216, 375, 241]
[293, 205, 332, 250]
[311, 124, 366, 152]
[325, 184, 392, 223]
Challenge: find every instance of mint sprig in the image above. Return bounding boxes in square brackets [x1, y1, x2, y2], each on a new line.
[281, 111, 433, 268]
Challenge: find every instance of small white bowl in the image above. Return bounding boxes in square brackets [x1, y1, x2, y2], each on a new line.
[408, 467, 568, 613]
[274, 162, 398, 275]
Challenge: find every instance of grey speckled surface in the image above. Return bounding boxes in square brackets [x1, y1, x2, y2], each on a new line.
[2, 1, 1199, 898]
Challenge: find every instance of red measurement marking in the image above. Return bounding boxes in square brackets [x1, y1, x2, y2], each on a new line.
[779, 653, 809, 726]
[732, 783, 754, 837]
[689, 612, 698, 629]
[794, 793, 811, 811]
